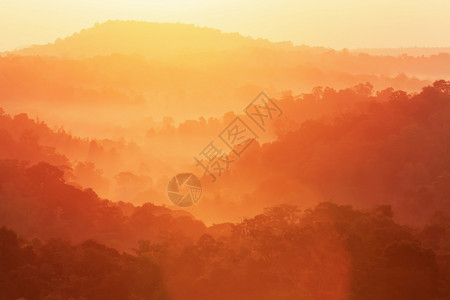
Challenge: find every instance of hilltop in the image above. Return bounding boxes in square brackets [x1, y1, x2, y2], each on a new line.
[10, 20, 304, 59]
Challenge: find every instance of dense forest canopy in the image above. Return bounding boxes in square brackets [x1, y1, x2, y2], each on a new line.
[1, 19, 450, 300]
[1, 81, 450, 299]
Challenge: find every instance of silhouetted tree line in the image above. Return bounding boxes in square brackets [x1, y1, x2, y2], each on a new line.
[0, 227, 168, 300]
[1, 201, 450, 299]
[208, 80, 450, 224]
[1, 81, 450, 299]
[0, 160, 206, 252]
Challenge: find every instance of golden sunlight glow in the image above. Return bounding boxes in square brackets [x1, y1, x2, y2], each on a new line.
[1, 0, 449, 51]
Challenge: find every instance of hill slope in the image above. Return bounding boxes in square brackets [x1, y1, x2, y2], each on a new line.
[11, 20, 298, 59]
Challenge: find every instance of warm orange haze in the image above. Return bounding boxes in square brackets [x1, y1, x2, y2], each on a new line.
[1, 2, 450, 299]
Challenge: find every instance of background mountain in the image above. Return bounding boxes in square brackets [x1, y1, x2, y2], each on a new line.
[9, 21, 450, 81]
[351, 47, 450, 57]
[11, 20, 298, 58]
[1, 21, 448, 142]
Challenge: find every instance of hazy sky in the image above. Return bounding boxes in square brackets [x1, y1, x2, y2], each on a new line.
[1, 0, 449, 51]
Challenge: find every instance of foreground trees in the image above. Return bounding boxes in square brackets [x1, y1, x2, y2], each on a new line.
[1, 202, 449, 300]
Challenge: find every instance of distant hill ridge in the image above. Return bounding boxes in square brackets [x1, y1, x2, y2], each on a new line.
[351, 47, 450, 57]
[9, 20, 450, 59]
[10, 20, 315, 58]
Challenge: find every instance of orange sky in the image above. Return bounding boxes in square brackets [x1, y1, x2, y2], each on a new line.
[1, 0, 449, 51]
